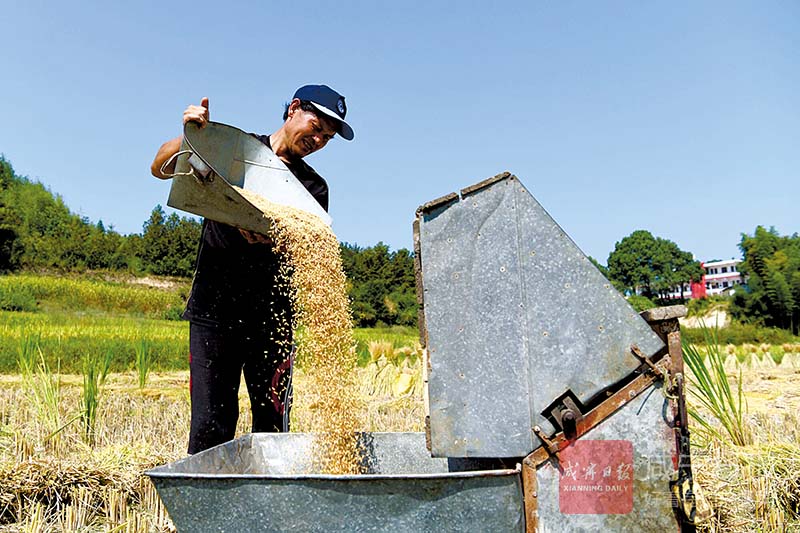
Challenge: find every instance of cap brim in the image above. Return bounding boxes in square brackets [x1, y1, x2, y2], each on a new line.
[309, 101, 354, 141]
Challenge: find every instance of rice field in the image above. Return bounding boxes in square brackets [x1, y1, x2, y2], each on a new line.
[0, 312, 416, 374]
[682, 331, 800, 530]
[1, 274, 799, 531]
[2, 337, 798, 531]
[0, 312, 187, 374]
[0, 275, 187, 319]
[0, 346, 426, 532]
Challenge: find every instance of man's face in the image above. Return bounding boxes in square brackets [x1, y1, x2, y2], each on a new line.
[284, 100, 338, 159]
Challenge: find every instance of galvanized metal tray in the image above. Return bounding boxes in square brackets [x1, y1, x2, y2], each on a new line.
[147, 432, 524, 533]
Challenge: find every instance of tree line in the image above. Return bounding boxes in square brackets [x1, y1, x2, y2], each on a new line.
[2, 156, 797, 333]
[599, 227, 799, 335]
[731, 227, 800, 334]
[0, 156, 416, 327]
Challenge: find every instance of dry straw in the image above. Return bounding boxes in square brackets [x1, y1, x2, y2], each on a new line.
[693, 418, 800, 531]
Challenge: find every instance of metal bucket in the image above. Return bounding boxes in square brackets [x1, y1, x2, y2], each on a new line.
[164, 121, 332, 235]
[147, 432, 524, 532]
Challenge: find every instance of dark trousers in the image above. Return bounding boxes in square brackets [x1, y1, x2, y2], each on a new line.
[188, 322, 294, 454]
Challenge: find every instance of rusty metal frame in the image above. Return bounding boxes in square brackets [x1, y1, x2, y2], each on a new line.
[641, 305, 697, 532]
[518, 306, 697, 532]
[521, 459, 538, 533]
[459, 171, 513, 197]
[519, 355, 669, 532]
[522, 352, 672, 469]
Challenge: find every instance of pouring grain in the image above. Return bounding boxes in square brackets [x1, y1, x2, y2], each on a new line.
[241, 188, 364, 474]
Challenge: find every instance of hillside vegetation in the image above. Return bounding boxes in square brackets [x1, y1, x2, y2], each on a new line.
[0, 273, 417, 374]
[2, 153, 798, 334]
[0, 156, 417, 327]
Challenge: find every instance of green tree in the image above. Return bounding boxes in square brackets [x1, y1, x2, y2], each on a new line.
[0, 155, 172, 274]
[165, 213, 202, 276]
[608, 230, 658, 297]
[589, 256, 628, 293]
[732, 226, 800, 334]
[340, 242, 417, 327]
[0, 156, 13, 190]
[142, 205, 168, 270]
[588, 256, 609, 278]
[607, 230, 703, 301]
[0, 157, 23, 271]
[141, 206, 200, 277]
[0, 154, 421, 324]
[655, 239, 703, 300]
[765, 270, 794, 330]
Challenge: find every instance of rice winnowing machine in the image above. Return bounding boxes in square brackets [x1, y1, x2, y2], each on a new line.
[147, 172, 696, 532]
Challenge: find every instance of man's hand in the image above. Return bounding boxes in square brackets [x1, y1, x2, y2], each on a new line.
[184, 97, 210, 127]
[239, 229, 274, 246]
[239, 229, 289, 254]
[151, 97, 211, 178]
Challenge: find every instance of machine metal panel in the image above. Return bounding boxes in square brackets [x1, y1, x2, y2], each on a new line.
[535, 383, 679, 532]
[513, 179, 665, 433]
[419, 177, 533, 457]
[416, 174, 665, 457]
[149, 171, 689, 531]
[147, 432, 524, 533]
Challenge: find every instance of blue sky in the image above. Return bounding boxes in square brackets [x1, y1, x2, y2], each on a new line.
[1, 1, 797, 264]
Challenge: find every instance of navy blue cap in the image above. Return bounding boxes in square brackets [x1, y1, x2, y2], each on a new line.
[293, 84, 354, 141]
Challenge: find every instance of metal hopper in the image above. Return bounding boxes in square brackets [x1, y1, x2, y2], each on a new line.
[414, 173, 696, 531]
[147, 172, 696, 532]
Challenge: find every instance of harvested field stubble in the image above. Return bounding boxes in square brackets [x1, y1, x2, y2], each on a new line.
[688, 351, 800, 531]
[0, 373, 185, 531]
[0, 353, 423, 531]
[1, 346, 797, 530]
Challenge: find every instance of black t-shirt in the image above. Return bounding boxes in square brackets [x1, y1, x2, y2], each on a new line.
[182, 134, 329, 329]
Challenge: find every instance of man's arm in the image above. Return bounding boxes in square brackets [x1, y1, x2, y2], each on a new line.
[151, 136, 183, 179]
[150, 97, 210, 179]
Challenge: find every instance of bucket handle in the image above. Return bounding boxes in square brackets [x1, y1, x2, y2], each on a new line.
[160, 150, 214, 183]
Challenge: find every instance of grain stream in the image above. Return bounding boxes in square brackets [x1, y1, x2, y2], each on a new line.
[242, 188, 364, 475]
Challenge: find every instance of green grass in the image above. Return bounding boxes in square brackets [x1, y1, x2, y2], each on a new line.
[0, 310, 189, 373]
[0, 315, 422, 374]
[134, 337, 152, 388]
[17, 335, 63, 442]
[1, 315, 420, 375]
[353, 325, 417, 346]
[0, 282, 38, 312]
[769, 344, 786, 365]
[81, 349, 112, 443]
[353, 326, 419, 367]
[681, 321, 800, 345]
[0, 274, 423, 374]
[0, 273, 188, 319]
[626, 294, 656, 312]
[686, 294, 729, 318]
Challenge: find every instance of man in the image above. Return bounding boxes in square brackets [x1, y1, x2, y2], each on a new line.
[151, 84, 354, 454]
